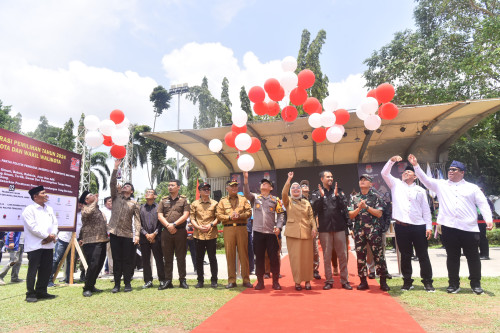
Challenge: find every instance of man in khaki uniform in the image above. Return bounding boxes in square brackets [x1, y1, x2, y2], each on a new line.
[157, 179, 190, 290]
[190, 182, 219, 288]
[216, 180, 253, 289]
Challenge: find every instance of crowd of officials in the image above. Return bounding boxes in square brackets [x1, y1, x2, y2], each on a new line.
[1, 154, 495, 302]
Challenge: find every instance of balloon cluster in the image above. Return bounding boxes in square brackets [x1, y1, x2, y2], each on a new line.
[356, 83, 397, 131]
[83, 110, 131, 159]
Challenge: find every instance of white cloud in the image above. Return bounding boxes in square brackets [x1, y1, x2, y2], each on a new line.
[327, 73, 368, 110]
[211, 0, 255, 27]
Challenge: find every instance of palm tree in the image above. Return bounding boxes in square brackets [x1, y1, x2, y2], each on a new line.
[89, 152, 111, 194]
[154, 157, 190, 185]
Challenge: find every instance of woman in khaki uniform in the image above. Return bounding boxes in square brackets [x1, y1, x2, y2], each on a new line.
[282, 171, 317, 290]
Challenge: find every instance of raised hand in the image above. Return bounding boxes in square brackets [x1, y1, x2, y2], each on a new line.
[408, 154, 418, 166]
[334, 182, 338, 197]
[287, 171, 294, 181]
[318, 184, 325, 197]
[390, 155, 402, 162]
[243, 171, 249, 179]
[114, 159, 122, 169]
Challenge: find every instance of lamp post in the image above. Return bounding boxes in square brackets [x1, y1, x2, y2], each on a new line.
[168, 83, 190, 178]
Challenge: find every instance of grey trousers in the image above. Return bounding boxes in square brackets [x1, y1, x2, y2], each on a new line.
[319, 231, 349, 284]
[0, 245, 23, 280]
[312, 234, 320, 272]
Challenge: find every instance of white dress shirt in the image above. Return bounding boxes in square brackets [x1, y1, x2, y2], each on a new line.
[58, 212, 82, 243]
[103, 207, 112, 224]
[22, 203, 58, 252]
[381, 160, 432, 230]
[414, 164, 493, 232]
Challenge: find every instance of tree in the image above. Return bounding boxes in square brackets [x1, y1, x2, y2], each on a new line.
[150, 85, 172, 131]
[363, 0, 500, 194]
[89, 152, 111, 194]
[188, 77, 214, 128]
[58, 118, 75, 151]
[0, 100, 22, 133]
[239, 86, 253, 121]
[219, 77, 232, 125]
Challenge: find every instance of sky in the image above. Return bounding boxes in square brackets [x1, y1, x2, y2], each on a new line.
[0, 0, 417, 194]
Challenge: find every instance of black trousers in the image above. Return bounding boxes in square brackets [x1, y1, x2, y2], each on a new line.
[395, 223, 433, 284]
[441, 225, 481, 287]
[478, 222, 489, 258]
[82, 242, 107, 292]
[195, 238, 218, 283]
[161, 228, 187, 281]
[140, 239, 165, 283]
[109, 234, 136, 286]
[187, 238, 197, 267]
[26, 249, 53, 298]
[253, 231, 280, 281]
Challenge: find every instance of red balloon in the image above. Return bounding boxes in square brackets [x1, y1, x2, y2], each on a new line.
[110, 145, 127, 159]
[264, 78, 281, 95]
[268, 86, 285, 102]
[303, 97, 321, 115]
[311, 127, 326, 143]
[248, 86, 265, 104]
[281, 106, 298, 122]
[366, 89, 377, 99]
[224, 131, 237, 148]
[375, 83, 395, 104]
[297, 69, 316, 89]
[289, 87, 308, 106]
[253, 102, 268, 116]
[232, 124, 247, 134]
[110, 109, 125, 124]
[334, 109, 350, 125]
[246, 137, 261, 153]
[267, 101, 280, 116]
[103, 135, 114, 147]
[379, 102, 399, 120]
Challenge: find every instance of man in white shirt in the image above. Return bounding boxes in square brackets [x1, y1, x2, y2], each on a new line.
[22, 186, 58, 302]
[408, 155, 493, 295]
[382, 156, 434, 292]
[102, 196, 113, 275]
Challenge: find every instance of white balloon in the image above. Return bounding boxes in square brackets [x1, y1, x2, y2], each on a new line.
[356, 107, 369, 120]
[111, 127, 130, 146]
[235, 133, 252, 151]
[237, 154, 255, 172]
[116, 117, 130, 129]
[326, 126, 343, 143]
[99, 119, 116, 136]
[208, 139, 223, 153]
[84, 130, 104, 148]
[232, 111, 248, 127]
[364, 114, 382, 131]
[320, 111, 336, 128]
[322, 96, 339, 112]
[84, 115, 100, 131]
[331, 124, 345, 136]
[281, 56, 297, 72]
[360, 97, 379, 115]
[308, 113, 322, 128]
[280, 72, 298, 92]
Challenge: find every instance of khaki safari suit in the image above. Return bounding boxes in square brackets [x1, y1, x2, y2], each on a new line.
[216, 195, 252, 284]
[157, 195, 190, 282]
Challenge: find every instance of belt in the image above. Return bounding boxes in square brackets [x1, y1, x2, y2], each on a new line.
[395, 220, 410, 226]
[223, 223, 246, 227]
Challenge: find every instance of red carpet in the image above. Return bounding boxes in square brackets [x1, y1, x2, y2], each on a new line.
[192, 251, 425, 333]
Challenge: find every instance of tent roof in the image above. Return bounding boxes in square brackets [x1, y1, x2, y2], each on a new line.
[141, 98, 500, 178]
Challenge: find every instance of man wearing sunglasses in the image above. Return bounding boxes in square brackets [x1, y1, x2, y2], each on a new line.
[408, 155, 493, 295]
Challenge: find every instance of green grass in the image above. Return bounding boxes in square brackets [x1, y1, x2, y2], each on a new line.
[386, 276, 500, 332]
[0, 266, 250, 333]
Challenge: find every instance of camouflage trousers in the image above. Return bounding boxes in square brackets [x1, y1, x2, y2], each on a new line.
[354, 226, 388, 278]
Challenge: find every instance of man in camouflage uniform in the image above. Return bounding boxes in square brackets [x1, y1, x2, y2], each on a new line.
[243, 172, 284, 290]
[348, 174, 390, 291]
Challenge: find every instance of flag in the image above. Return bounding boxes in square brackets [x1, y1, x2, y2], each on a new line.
[438, 168, 445, 180]
[195, 179, 200, 200]
[426, 163, 436, 198]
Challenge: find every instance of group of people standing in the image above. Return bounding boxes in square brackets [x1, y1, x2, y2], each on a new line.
[18, 153, 494, 302]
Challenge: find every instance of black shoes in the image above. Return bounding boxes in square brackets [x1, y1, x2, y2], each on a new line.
[357, 277, 369, 290]
[254, 281, 265, 290]
[446, 285, 460, 294]
[142, 281, 153, 289]
[305, 283, 312, 290]
[479, 256, 490, 260]
[179, 280, 189, 289]
[386, 273, 393, 279]
[83, 290, 93, 297]
[323, 283, 333, 290]
[272, 282, 281, 290]
[264, 273, 271, 279]
[36, 293, 56, 299]
[379, 277, 390, 291]
[423, 283, 435, 293]
[471, 286, 484, 295]
[401, 282, 414, 291]
[225, 283, 237, 289]
[313, 271, 321, 280]
[25, 297, 38, 303]
[342, 283, 353, 290]
[111, 285, 120, 293]
[211, 282, 218, 288]
[158, 280, 174, 290]
[195, 282, 204, 288]
[295, 284, 302, 291]
[368, 272, 376, 279]
[242, 282, 253, 288]
[123, 285, 132, 292]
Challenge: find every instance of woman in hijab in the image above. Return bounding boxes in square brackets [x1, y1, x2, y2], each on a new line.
[282, 171, 317, 290]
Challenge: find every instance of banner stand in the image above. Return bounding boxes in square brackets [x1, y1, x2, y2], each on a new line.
[52, 232, 88, 286]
